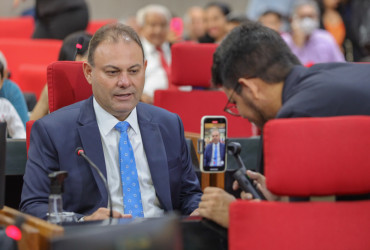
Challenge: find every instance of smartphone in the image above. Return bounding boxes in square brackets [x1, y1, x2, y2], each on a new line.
[170, 17, 183, 38]
[200, 116, 227, 173]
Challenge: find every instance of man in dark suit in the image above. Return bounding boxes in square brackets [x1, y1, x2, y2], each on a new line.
[20, 23, 202, 221]
[203, 128, 225, 167]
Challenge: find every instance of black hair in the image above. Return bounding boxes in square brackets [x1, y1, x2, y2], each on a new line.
[212, 21, 301, 92]
[259, 10, 283, 21]
[58, 31, 93, 61]
[205, 2, 231, 16]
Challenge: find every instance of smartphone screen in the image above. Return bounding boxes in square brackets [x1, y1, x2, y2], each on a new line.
[200, 116, 227, 172]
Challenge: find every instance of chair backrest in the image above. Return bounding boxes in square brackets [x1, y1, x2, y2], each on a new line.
[0, 38, 62, 91]
[47, 61, 92, 113]
[154, 42, 256, 137]
[0, 17, 34, 39]
[263, 116, 370, 196]
[229, 116, 370, 250]
[0, 122, 6, 209]
[171, 42, 217, 88]
[26, 120, 35, 156]
[17, 64, 47, 99]
[86, 19, 117, 35]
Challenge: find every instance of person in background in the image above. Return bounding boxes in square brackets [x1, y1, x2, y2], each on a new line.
[21, 23, 202, 221]
[203, 2, 231, 44]
[281, 0, 345, 66]
[30, 31, 92, 120]
[0, 51, 29, 128]
[226, 12, 249, 33]
[258, 10, 283, 33]
[13, 0, 89, 40]
[0, 61, 26, 139]
[198, 21, 370, 228]
[245, 0, 295, 32]
[136, 4, 172, 104]
[183, 6, 206, 42]
[318, 0, 346, 48]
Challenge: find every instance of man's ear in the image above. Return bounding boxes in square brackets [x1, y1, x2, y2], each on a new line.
[238, 77, 261, 100]
[83, 62, 93, 85]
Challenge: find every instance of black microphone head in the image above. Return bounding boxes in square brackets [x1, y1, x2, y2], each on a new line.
[227, 142, 241, 155]
[75, 147, 84, 156]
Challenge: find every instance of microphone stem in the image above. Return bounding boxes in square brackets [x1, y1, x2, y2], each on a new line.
[80, 152, 113, 218]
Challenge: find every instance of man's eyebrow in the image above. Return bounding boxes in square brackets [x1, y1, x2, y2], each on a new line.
[128, 64, 142, 70]
[103, 65, 121, 70]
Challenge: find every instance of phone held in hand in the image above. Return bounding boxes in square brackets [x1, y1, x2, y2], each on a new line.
[200, 116, 227, 173]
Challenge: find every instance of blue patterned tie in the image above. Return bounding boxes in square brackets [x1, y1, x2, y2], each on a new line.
[114, 121, 144, 217]
[213, 143, 218, 166]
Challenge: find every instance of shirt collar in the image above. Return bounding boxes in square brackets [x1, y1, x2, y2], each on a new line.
[93, 97, 139, 136]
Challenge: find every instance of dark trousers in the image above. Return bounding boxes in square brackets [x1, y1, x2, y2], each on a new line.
[33, 6, 89, 40]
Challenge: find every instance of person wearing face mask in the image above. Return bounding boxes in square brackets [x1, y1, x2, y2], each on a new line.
[281, 0, 345, 66]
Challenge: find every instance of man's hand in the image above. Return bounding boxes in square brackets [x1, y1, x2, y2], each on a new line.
[198, 187, 236, 228]
[84, 208, 132, 221]
[233, 170, 281, 201]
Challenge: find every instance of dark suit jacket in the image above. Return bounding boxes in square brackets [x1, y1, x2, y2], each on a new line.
[203, 142, 226, 166]
[20, 97, 202, 219]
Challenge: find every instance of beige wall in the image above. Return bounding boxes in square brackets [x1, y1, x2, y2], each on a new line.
[1, 0, 249, 20]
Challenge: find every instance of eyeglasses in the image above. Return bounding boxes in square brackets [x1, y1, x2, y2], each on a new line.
[223, 85, 241, 117]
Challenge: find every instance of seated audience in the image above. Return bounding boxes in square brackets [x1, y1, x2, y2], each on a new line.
[318, 0, 346, 48]
[226, 12, 249, 32]
[0, 51, 29, 128]
[30, 31, 92, 120]
[203, 2, 231, 44]
[258, 10, 283, 33]
[281, 0, 345, 65]
[183, 6, 206, 42]
[136, 4, 172, 104]
[20, 23, 202, 221]
[198, 21, 370, 228]
[0, 61, 26, 139]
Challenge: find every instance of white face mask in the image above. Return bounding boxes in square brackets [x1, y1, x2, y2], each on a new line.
[299, 17, 319, 36]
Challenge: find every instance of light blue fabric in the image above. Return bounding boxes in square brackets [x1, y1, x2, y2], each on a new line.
[0, 79, 29, 128]
[115, 121, 144, 218]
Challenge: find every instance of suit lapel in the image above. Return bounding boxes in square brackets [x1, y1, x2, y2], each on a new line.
[137, 103, 172, 211]
[77, 96, 108, 206]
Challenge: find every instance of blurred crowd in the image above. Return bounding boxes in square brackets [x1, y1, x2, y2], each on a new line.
[1, 0, 370, 138]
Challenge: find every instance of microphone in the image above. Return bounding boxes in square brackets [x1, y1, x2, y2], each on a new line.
[73, 37, 84, 61]
[75, 147, 113, 219]
[227, 142, 265, 200]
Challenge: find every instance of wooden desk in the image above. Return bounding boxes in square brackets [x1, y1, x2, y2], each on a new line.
[0, 206, 63, 250]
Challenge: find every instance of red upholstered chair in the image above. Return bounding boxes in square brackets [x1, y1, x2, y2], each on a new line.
[154, 42, 257, 138]
[0, 17, 34, 39]
[17, 64, 47, 100]
[86, 19, 116, 34]
[229, 116, 370, 250]
[47, 61, 92, 113]
[26, 120, 35, 156]
[0, 38, 62, 91]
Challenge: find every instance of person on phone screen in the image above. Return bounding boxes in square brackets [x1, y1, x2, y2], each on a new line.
[203, 128, 225, 166]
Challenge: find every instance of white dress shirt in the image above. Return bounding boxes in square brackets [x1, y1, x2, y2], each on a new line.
[93, 98, 164, 217]
[141, 37, 171, 97]
[0, 97, 26, 139]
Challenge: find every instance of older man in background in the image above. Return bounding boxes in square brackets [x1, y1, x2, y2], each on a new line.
[136, 4, 172, 104]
